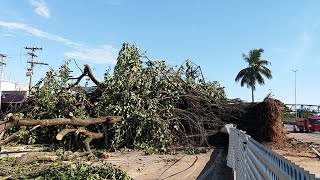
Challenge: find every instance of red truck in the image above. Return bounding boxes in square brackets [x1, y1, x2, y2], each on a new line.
[296, 116, 320, 132]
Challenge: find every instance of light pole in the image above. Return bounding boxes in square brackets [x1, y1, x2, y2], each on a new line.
[292, 70, 298, 120]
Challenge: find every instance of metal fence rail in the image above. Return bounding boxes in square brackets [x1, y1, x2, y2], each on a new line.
[227, 127, 319, 180]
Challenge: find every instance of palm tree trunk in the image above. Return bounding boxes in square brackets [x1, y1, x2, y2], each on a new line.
[251, 83, 254, 103]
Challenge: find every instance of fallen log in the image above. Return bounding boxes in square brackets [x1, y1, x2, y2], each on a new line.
[16, 151, 90, 165]
[0, 112, 123, 134]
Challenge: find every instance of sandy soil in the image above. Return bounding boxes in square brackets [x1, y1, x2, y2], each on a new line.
[264, 138, 320, 178]
[274, 150, 320, 177]
[91, 148, 232, 180]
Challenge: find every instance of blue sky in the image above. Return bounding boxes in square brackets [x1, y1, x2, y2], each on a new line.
[0, 1, 320, 104]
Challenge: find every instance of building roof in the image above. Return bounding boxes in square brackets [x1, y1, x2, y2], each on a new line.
[1, 91, 27, 103]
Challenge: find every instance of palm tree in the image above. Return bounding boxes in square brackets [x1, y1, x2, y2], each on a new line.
[235, 48, 272, 102]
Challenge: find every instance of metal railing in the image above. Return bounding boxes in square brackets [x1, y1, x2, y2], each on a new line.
[226, 127, 319, 180]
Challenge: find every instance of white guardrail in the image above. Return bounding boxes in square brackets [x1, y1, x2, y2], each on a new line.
[226, 127, 320, 180]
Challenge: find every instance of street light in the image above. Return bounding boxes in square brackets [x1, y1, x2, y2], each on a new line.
[292, 70, 298, 120]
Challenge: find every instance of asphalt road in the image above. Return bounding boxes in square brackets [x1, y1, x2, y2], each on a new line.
[284, 124, 320, 144]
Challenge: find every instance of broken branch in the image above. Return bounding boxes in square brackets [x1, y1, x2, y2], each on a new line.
[75, 127, 104, 153]
[68, 64, 101, 88]
[0, 128, 26, 146]
[84, 64, 101, 85]
[56, 127, 104, 154]
[56, 128, 77, 141]
[0, 125, 41, 146]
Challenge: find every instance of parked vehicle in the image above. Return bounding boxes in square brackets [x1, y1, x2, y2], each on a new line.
[296, 116, 320, 132]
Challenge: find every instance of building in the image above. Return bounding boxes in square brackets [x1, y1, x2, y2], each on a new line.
[1, 80, 28, 111]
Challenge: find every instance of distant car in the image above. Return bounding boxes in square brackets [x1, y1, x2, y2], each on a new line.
[296, 116, 320, 132]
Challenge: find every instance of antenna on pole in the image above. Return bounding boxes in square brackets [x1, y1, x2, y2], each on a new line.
[25, 47, 48, 95]
[0, 54, 7, 113]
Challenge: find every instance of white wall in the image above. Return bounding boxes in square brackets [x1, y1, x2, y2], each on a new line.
[0, 80, 28, 91]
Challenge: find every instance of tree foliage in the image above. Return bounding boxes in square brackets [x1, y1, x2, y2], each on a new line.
[6, 42, 226, 151]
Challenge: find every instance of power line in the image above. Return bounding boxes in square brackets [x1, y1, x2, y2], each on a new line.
[25, 47, 48, 94]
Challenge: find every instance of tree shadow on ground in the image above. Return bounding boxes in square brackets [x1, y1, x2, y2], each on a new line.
[197, 133, 233, 180]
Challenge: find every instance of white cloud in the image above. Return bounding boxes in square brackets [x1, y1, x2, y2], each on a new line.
[0, 20, 117, 64]
[29, 0, 50, 19]
[0, 21, 83, 47]
[106, 1, 121, 6]
[273, 31, 311, 62]
[2, 33, 13, 37]
[65, 45, 117, 64]
[293, 31, 311, 58]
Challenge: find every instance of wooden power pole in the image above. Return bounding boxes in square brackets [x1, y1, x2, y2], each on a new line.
[0, 54, 7, 112]
[25, 47, 48, 94]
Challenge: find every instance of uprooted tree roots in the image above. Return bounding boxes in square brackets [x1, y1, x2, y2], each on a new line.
[0, 43, 286, 169]
[227, 97, 287, 143]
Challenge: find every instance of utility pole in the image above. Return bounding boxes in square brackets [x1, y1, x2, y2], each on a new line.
[0, 54, 7, 112]
[292, 70, 298, 120]
[25, 47, 48, 94]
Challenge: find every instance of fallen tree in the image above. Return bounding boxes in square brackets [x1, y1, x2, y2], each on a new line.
[0, 43, 286, 161]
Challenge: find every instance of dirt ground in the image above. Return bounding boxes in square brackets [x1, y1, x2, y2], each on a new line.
[264, 137, 320, 178]
[90, 148, 232, 180]
[0, 145, 232, 180]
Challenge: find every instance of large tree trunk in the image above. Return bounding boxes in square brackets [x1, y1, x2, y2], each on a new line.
[0, 112, 122, 134]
